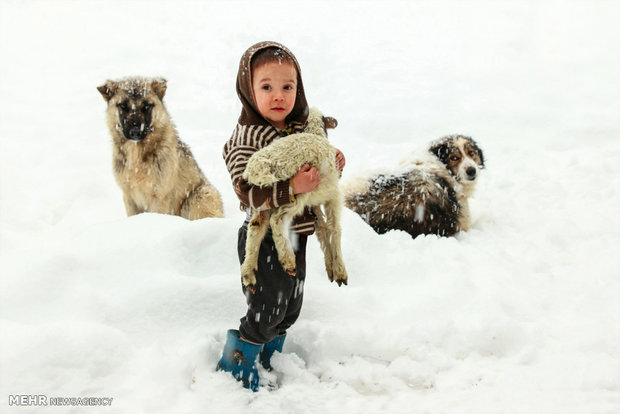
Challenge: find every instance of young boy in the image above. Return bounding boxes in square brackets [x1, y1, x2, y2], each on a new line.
[217, 41, 345, 391]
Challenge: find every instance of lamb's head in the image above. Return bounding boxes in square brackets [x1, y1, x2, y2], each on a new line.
[243, 108, 339, 188]
[305, 107, 338, 137]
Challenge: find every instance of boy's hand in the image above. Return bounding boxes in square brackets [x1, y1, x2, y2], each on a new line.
[291, 164, 320, 194]
[335, 148, 346, 171]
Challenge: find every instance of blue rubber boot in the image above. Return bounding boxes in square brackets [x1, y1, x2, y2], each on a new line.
[259, 333, 286, 371]
[216, 329, 263, 392]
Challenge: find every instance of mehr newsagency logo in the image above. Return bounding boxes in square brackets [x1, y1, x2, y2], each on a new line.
[9, 395, 113, 407]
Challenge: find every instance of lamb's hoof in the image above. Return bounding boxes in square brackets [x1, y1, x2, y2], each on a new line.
[280, 257, 296, 276]
[330, 272, 348, 287]
[241, 269, 257, 293]
[336, 278, 348, 287]
[329, 262, 348, 287]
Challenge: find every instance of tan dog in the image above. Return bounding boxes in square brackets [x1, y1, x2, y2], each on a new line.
[97, 77, 223, 220]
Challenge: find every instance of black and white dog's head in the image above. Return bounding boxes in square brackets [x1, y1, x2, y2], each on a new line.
[429, 135, 485, 184]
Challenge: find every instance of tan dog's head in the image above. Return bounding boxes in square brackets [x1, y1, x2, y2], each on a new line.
[97, 77, 168, 142]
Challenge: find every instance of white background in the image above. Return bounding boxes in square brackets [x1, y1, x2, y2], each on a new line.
[1, 1, 619, 413]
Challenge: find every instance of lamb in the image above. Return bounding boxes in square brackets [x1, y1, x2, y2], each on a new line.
[240, 108, 348, 292]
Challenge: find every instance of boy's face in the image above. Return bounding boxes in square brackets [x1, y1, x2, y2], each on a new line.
[252, 61, 297, 129]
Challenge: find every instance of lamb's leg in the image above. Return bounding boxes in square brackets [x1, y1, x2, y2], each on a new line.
[241, 210, 269, 293]
[312, 205, 334, 280]
[324, 198, 348, 286]
[269, 209, 297, 276]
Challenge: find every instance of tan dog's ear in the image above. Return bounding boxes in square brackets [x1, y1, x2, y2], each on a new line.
[97, 80, 118, 102]
[323, 116, 338, 129]
[152, 78, 167, 101]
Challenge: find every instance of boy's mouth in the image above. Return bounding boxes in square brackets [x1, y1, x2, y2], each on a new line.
[271, 107, 285, 112]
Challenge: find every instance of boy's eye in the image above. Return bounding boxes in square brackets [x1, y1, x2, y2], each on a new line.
[261, 85, 272, 91]
[284, 85, 294, 90]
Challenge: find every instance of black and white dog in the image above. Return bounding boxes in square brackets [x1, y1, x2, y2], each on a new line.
[343, 135, 485, 238]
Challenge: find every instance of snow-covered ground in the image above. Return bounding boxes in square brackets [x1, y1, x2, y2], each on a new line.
[1, 1, 619, 413]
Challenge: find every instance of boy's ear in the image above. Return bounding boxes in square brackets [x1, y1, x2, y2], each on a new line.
[151, 78, 167, 101]
[323, 116, 338, 129]
[97, 80, 118, 102]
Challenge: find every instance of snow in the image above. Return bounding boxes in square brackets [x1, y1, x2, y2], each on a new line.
[1, 0, 619, 413]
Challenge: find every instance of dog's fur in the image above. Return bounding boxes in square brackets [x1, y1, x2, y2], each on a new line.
[343, 135, 484, 238]
[240, 108, 347, 292]
[97, 77, 223, 220]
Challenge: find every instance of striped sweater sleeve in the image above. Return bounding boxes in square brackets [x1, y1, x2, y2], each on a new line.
[223, 124, 293, 210]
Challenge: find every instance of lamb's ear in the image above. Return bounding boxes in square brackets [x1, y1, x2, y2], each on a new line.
[323, 116, 338, 129]
[152, 78, 167, 101]
[97, 80, 118, 102]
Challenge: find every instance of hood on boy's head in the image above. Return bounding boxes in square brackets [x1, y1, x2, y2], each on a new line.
[236, 41, 309, 127]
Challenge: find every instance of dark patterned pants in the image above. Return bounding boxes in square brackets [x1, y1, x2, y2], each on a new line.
[237, 222, 307, 344]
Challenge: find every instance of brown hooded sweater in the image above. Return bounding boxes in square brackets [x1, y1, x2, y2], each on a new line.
[223, 41, 318, 234]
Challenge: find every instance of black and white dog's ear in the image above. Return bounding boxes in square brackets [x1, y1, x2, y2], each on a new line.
[429, 141, 450, 165]
[477, 145, 485, 168]
[97, 80, 118, 102]
[467, 137, 485, 168]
